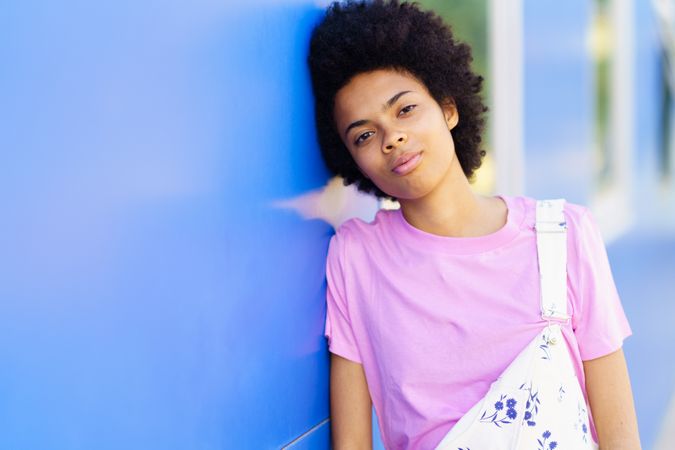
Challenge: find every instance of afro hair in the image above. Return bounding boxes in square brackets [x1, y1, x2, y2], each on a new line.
[307, 0, 489, 201]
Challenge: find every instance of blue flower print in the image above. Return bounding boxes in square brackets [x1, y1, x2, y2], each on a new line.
[537, 430, 557, 450]
[480, 394, 518, 427]
[557, 383, 566, 402]
[575, 399, 591, 443]
[519, 382, 540, 427]
[539, 334, 552, 360]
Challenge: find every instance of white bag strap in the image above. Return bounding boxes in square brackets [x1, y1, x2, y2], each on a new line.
[535, 199, 570, 322]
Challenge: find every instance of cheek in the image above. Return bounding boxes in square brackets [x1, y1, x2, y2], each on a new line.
[412, 112, 446, 138]
[356, 155, 379, 176]
[355, 153, 390, 181]
[428, 121, 454, 147]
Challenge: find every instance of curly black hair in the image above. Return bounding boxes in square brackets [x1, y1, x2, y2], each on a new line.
[307, 0, 488, 201]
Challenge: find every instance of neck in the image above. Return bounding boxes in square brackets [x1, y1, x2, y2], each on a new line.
[397, 159, 505, 238]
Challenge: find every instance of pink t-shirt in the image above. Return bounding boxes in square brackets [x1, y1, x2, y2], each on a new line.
[324, 194, 632, 450]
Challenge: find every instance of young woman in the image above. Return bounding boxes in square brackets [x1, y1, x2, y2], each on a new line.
[307, 1, 641, 449]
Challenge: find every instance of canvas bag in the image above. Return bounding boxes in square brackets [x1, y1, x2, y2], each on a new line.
[434, 199, 598, 450]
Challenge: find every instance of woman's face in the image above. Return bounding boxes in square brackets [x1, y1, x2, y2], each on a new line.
[333, 68, 459, 200]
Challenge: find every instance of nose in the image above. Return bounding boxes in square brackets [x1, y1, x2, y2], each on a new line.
[384, 131, 407, 152]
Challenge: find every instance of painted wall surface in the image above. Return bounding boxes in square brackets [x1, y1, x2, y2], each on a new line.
[0, 1, 334, 448]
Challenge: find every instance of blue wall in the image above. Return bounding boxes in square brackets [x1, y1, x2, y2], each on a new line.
[0, 1, 332, 448]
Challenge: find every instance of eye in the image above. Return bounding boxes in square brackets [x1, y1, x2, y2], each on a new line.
[399, 104, 417, 115]
[355, 131, 374, 145]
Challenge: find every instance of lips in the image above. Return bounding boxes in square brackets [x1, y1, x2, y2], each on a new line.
[391, 150, 422, 171]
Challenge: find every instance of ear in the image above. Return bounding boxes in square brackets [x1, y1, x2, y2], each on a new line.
[441, 98, 459, 131]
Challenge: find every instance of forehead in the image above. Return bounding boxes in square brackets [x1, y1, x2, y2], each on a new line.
[333, 69, 428, 122]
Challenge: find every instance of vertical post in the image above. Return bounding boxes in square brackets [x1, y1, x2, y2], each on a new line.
[489, 0, 524, 196]
[611, 0, 634, 209]
[591, 0, 634, 242]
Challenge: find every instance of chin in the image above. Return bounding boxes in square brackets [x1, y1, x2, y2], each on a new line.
[385, 187, 430, 201]
[376, 174, 437, 200]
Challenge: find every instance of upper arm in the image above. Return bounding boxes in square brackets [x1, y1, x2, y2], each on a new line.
[583, 348, 641, 449]
[329, 352, 373, 450]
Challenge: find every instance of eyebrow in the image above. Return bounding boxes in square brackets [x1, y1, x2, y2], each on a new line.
[343, 90, 413, 138]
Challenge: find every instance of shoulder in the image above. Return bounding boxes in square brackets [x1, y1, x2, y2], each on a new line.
[562, 200, 592, 227]
[514, 196, 603, 265]
[327, 209, 394, 286]
[503, 195, 591, 229]
[332, 207, 396, 246]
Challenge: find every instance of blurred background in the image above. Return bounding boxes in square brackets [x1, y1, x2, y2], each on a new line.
[1, 0, 673, 448]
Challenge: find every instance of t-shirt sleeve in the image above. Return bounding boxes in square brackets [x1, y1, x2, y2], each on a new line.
[571, 208, 632, 361]
[324, 230, 363, 364]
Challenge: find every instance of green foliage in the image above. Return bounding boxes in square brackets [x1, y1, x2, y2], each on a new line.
[415, 0, 489, 97]
[415, 0, 491, 150]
